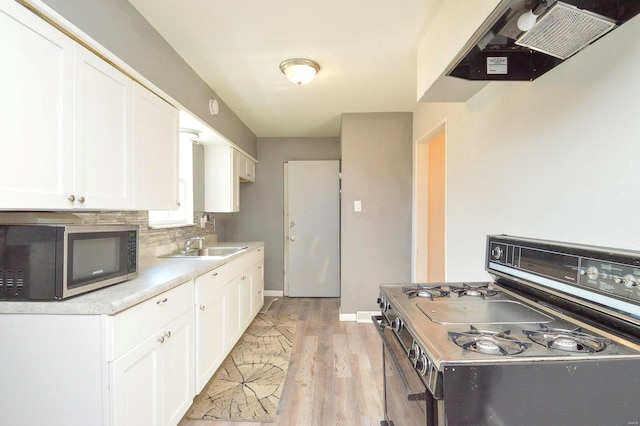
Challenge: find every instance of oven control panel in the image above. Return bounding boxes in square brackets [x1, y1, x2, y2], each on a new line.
[579, 258, 640, 301]
[487, 235, 640, 309]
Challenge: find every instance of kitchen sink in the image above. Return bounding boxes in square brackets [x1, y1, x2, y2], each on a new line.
[159, 246, 247, 258]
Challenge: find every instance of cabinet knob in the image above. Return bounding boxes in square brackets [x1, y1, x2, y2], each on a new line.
[164, 331, 172, 339]
[156, 297, 168, 305]
[212, 272, 218, 277]
[78, 196, 85, 204]
[158, 335, 165, 343]
[200, 305, 206, 311]
[68, 194, 75, 202]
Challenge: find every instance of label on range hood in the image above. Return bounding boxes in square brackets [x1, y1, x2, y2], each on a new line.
[487, 57, 508, 74]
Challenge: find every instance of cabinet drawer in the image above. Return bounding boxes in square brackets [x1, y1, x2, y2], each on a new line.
[109, 280, 194, 360]
[195, 263, 230, 298]
[227, 247, 264, 278]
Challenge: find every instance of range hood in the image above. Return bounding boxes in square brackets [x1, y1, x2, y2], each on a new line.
[447, 0, 640, 81]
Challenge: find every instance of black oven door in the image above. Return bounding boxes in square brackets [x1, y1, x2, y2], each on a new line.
[373, 316, 436, 426]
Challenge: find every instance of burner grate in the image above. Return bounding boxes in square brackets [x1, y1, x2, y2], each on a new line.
[522, 324, 609, 353]
[449, 283, 499, 299]
[449, 325, 531, 356]
[402, 284, 450, 300]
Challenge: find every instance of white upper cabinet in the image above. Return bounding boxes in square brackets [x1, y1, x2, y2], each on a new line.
[204, 146, 239, 212]
[204, 146, 256, 212]
[237, 151, 256, 182]
[0, 1, 74, 209]
[132, 82, 179, 211]
[73, 44, 133, 209]
[0, 1, 178, 211]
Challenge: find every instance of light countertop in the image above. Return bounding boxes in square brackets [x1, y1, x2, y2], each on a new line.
[0, 242, 264, 316]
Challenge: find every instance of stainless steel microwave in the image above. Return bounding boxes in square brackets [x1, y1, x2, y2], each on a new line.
[0, 224, 138, 300]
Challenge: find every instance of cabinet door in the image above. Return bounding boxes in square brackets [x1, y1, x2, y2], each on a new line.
[240, 272, 252, 329]
[204, 146, 239, 212]
[237, 152, 256, 182]
[132, 82, 179, 210]
[251, 262, 265, 317]
[195, 284, 226, 393]
[73, 44, 133, 209]
[0, 1, 74, 209]
[162, 310, 194, 426]
[111, 335, 162, 426]
[225, 275, 243, 347]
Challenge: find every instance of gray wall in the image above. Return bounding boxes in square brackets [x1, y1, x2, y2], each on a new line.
[235, 138, 341, 292]
[40, 0, 257, 157]
[340, 113, 413, 314]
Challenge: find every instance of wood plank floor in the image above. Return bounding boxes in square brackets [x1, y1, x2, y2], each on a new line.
[179, 297, 384, 426]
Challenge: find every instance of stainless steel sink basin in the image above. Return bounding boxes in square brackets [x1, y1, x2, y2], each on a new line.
[160, 246, 247, 258]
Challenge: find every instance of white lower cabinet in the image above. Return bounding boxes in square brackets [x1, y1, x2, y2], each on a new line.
[195, 266, 229, 393]
[226, 274, 243, 346]
[111, 330, 161, 426]
[109, 281, 195, 426]
[194, 246, 265, 395]
[250, 261, 265, 317]
[0, 248, 265, 426]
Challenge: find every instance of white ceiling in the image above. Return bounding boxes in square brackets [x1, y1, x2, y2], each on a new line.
[126, 0, 438, 138]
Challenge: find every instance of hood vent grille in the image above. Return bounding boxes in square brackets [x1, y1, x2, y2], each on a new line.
[446, 0, 640, 82]
[515, 2, 616, 60]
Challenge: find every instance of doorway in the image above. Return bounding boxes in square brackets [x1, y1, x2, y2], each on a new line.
[414, 123, 446, 282]
[283, 160, 340, 297]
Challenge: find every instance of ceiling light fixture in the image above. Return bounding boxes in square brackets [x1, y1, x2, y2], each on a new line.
[279, 58, 320, 86]
[179, 128, 200, 141]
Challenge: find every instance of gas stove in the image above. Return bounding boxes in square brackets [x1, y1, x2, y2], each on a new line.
[374, 235, 640, 426]
[380, 281, 639, 366]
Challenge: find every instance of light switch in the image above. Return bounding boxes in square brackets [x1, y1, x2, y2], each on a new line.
[354, 200, 362, 212]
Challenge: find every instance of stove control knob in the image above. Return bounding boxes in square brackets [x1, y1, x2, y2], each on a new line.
[491, 246, 503, 260]
[416, 354, 429, 375]
[408, 347, 417, 359]
[587, 266, 599, 281]
[391, 318, 402, 332]
[613, 275, 622, 284]
[623, 275, 637, 288]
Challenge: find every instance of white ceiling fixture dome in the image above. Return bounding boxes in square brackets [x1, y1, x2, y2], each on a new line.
[279, 58, 320, 86]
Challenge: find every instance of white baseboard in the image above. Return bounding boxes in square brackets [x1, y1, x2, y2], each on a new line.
[356, 311, 379, 323]
[339, 313, 356, 322]
[264, 290, 283, 297]
[339, 311, 379, 322]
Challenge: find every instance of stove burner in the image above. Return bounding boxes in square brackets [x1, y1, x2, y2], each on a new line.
[449, 325, 531, 356]
[402, 285, 449, 300]
[449, 283, 499, 299]
[522, 324, 610, 353]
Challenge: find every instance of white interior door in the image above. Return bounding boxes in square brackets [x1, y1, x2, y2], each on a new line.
[285, 160, 340, 297]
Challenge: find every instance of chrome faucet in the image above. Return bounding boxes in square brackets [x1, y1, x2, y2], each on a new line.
[184, 236, 204, 251]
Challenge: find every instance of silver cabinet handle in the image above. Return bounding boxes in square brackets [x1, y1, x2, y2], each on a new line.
[200, 305, 206, 311]
[68, 194, 75, 202]
[158, 335, 165, 343]
[212, 272, 218, 277]
[165, 331, 171, 339]
[156, 297, 168, 305]
[78, 196, 85, 204]
[290, 236, 296, 241]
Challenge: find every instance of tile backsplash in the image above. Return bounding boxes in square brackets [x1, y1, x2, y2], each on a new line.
[73, 211, 217, 259]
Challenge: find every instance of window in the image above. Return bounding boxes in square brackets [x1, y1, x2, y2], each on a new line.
[148, 136, 194, 227]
